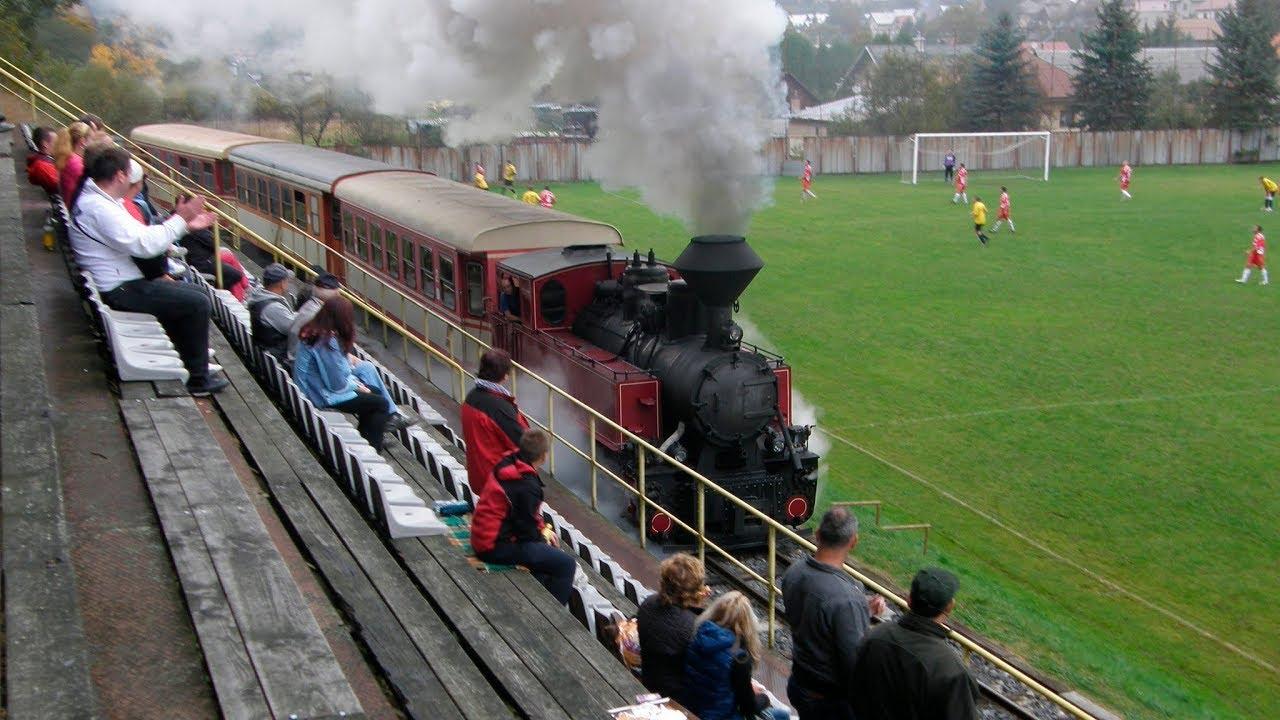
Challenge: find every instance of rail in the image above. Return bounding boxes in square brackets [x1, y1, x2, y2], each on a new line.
[0, 57, 1104, 720]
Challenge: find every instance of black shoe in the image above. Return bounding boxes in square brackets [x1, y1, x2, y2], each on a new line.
[187, 375, 229, 396]
[386, 412, 415, 432]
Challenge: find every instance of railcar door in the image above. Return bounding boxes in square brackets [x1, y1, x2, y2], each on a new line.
[326, 197, 347, 278]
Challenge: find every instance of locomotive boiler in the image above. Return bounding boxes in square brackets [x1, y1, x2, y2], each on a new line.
[571, 235, 819, 546]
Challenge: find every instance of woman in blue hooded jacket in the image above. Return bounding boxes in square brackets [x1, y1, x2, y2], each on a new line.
[294, 296, 393, 450]
[683, 591, 790, 720]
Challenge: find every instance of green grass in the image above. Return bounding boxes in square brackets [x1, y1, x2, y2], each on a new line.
[552, 165, 1280, 720]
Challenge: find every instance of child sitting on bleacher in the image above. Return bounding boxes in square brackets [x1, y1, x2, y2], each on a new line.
[684, 592, 789, 720]
[469, 429, 576, 605]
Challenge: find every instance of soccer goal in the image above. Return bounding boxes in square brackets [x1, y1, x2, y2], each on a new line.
[900, 131, 1052, 184]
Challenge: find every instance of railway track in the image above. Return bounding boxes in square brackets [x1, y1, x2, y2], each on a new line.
[703, 552, 1070, 720]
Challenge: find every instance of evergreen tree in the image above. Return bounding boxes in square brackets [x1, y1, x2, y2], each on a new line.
[1071, 0, 1153, 130]
[960, 13, 1041, 130]
[1207, 0, 1280, 130]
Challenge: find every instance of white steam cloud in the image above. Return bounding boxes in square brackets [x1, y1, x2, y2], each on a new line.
[91, 0, 787, 234]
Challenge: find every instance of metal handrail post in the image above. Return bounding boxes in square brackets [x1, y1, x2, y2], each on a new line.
[636, 445, 647, 550]
[213, 221, 223, 289]
[546, 391, 555, 473]
[589, 416, 598, 511]
[767, 525, 777, 648]
[696, 483, 706, 565]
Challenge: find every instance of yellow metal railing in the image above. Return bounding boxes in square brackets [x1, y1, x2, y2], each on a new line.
[0, 58, 1104, 720]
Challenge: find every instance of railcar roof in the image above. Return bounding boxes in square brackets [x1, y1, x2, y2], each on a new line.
[228, 143, 394, 193]
[335, 171, 623, 254]
[130, 124, 278, 160]
[498, 246, 631, 279]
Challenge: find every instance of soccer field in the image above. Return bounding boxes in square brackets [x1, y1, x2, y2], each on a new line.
[551, 164, 1280, 720]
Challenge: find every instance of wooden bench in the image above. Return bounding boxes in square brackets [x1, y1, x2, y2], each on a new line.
[118, 388, 363, 720]
[207, 332, 513, 720]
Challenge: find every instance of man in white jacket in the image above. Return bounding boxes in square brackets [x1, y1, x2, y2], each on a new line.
[68, 146, 227, 395]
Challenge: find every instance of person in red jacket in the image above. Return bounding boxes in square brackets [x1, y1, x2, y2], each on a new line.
[461, 349, 528, 495]
[470, 429, 576, 604]
[26, 127, 59, 195]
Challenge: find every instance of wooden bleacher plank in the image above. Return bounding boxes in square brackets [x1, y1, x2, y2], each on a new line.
[119, 401, 272, 720]
[393, 542, 572, 720]
[1, 298, 98, 718]
[207, 335, 511, 720]
[143, 397, 363, 720]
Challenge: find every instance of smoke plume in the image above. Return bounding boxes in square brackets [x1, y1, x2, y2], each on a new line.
[89, 0, 786, 234]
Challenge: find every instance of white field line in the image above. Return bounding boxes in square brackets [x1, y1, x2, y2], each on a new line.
[815, 425, 1280, 675]
[844, 386, 1280, 430]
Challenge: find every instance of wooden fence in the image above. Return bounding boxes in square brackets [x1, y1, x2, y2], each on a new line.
[348, 127, 1280, 182]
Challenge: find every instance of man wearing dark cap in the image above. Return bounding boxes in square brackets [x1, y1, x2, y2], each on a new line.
[461, 349, 529, 495]
[850, 567, 980, 720]
[288, 271, 342, 363]
[247, 262, 296, 361]
[782, 507, 886, 720]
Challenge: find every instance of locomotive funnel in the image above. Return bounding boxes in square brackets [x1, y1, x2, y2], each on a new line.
[672, 235, 763, 308]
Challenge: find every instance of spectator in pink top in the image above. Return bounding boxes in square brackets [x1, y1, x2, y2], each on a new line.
[55, 121, 92, 206]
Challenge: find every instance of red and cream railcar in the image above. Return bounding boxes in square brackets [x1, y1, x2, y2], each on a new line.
[131, 124, 278, 206]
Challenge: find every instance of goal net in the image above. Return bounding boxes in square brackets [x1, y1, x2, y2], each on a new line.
[900, 132, 1051, 184]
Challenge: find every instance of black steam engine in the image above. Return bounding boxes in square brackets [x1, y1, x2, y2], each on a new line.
[572, 236, 819, 547]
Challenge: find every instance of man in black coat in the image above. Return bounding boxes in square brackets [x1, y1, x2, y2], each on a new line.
[850, 567, 980, 720]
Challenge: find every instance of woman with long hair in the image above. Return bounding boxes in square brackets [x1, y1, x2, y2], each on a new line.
[684, 592, 789, 720]
[54, 121, 91, 206]
[293, 296, 393, 449]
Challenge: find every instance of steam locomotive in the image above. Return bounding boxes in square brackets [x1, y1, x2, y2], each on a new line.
[494, 236, 818, 547]
[129, 124, 819, 548]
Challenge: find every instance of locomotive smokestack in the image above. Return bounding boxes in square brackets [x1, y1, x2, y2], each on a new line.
[673, 235, 763, 349]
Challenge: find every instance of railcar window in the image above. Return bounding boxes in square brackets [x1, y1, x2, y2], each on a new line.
[236, 170, 248, 203]
[341, 210, 354, 254]
[201, 161, 215, 191]
[419, 246, 435, 298]
[296, 191, 310, 232]
[439, 256, 456, 311]
[371, 225, 384, 269]
[257, 177, 267, 212]
[220, 163, 233, 193]
[540, 279, 567, 325]
[386, 231, 399, 279]
[465, 262, 484, 317]
[281, 185, 295, 225]
[401, 237, 415, 288]
[269, 182, 280, 217]
[355, 216, 368, 261]
[309, 196, 320, 238]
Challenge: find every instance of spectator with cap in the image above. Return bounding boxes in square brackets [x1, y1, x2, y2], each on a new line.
[461, 348, 529, 495]
[118, 159, 180, 282]
[247, 262, 298, 361]
[470, 428, 576, 604]
[637, 552, 712, 701]
[66, 145, 227, 395]
[850, 567, 979, 720]
[289, 271, 343, 362]
[782, 506, 886, 720]
[26, 126, 59, 195]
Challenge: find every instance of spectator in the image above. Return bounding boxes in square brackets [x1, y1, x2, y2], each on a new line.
[66, 146, 226, 395]
[79, 113, 105, 132]
[26, 126, 59, 195]
[294, 297, 394, 450]
[292, 263, 326, 310]
[132, 178, 160, 225]
[55, 121, 91, 206]
[539, 185, 556, 209]
[683, 592, 789, 720]
[461, 349, 528, 495]
[470, 429, 576, 604]
[638, 553, 711, 701]
[247, 262, 297, 360]
[120, 159, 175, 282]
[176, 224, 249, 301]
[782, 507, 886, 720]
[850, 568, 979, 720]
[521, 185, 539, 205]
[497, 274, 520, 320]
[288, 271, 342, 361]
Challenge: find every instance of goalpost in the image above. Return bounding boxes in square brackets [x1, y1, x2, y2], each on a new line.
[902, 131, 1052, 184]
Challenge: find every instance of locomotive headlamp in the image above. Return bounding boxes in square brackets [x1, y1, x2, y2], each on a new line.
[769, 428, 786, 454]
[728, 323, 744, 344]
[670, 442, 688, 464]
